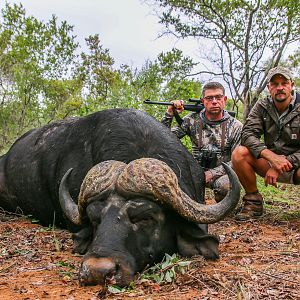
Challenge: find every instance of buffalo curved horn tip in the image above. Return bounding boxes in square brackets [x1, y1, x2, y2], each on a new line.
[59, 167, 81, 225]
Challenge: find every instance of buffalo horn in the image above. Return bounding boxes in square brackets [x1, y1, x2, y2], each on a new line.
[59, 168, 81, 225]
[116, 158, 240, 224]
[59, 161, 127, 225]
[77, 160, 127, 214]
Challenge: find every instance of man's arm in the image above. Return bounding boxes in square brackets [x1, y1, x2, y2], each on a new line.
[260, 148, 293, 173]
[286, 150, 300, 170]
[241, 101, 267, 158]
[260, 149, 292, 187]
[161, 112, 173, 128]
[161, 100, 188, 139]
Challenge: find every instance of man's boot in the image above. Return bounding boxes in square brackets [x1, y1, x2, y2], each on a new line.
[235, 192, 264, 221]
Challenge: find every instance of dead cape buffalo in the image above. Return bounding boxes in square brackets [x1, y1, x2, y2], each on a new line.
[0, 108, 240, 286]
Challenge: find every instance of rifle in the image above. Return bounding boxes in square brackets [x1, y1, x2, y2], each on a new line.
[144, 98, 204, 112]
[144, 98, 236, 125]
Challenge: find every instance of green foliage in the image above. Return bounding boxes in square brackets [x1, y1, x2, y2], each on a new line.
[285, 49, 300, 86]
[0, 4, 201, 155]
[107, 282, 135, 294]
[56, 261, 75, 269]
[56, 260, 76, 279]
[0, 2, 79, 153]
[257, 176, 298, 202]
[109, 48, 202, 120]
[41, 78, 83, 120]
[75, 34, 118, 113]
[140, 253, 191, 284]
[23, 214, 39, 223]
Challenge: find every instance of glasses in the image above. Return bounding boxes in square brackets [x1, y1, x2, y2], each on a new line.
[203, 95, 224, 102]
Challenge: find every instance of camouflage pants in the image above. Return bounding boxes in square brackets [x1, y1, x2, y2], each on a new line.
[206, 174, 230, 202]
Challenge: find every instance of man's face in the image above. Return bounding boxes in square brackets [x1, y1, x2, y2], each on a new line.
[202, 88, 227, 116]
[267, 74, 294, 103]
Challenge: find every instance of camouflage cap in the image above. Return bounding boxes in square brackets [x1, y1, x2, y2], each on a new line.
[267, 66, 293, 82]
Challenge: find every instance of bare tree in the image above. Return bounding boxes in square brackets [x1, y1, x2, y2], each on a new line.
[147, 0, 300, 118]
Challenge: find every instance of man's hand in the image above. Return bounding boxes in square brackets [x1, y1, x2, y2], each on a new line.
[260, 149, 293, 173]
[269, 154, 293, 173]
[166, 100, 185, 116]
[204, 170, 213, 184]
[264, 167, 280, 187]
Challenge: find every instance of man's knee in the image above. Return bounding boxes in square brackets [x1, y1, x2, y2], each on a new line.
[232, 146, 250, 159]
[232, 146, 252, 164]
[212, 175, 230, 202]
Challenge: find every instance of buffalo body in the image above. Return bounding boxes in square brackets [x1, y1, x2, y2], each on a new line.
[0, 108, 239, 286]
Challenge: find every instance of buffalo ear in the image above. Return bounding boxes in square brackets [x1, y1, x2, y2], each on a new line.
[176, 223, 220, 260]
[72, 227, 93, 254]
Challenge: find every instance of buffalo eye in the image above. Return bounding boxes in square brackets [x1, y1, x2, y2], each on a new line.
[127, 208, 156, 227]
[126, 199, 163, 228]
[130, 215, 155, 226]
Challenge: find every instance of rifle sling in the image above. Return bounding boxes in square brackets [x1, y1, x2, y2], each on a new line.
[173, 110, 184, 126]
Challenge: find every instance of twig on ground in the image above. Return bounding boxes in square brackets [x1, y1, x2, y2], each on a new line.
[0, 207, 24, 218]
[185, 272, 214, 293]
[257, 269, 299, 285]
[0, 261, 17, 273]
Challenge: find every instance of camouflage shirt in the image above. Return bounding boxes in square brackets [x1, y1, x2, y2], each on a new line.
[162, 110, 243, 180]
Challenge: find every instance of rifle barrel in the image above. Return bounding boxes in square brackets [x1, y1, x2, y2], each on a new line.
[188, 98, 202, 103]
[144, 99, 204, 112]
[144, 100, 173, 106]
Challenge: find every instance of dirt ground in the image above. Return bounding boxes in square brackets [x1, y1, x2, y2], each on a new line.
[0, 191, 299, 300]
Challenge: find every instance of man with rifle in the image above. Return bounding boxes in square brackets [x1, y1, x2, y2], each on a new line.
[161, 82, 243, 202]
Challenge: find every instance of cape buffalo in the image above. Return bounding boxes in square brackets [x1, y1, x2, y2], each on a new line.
[0, 108, 240, 286]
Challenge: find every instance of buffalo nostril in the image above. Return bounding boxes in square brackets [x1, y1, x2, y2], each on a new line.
[79, 257, 117, 286]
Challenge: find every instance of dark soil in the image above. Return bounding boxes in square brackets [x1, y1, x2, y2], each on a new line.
[0, 190, 299, 300]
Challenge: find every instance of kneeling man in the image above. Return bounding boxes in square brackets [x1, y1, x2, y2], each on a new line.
[232, 66, 300, 221]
